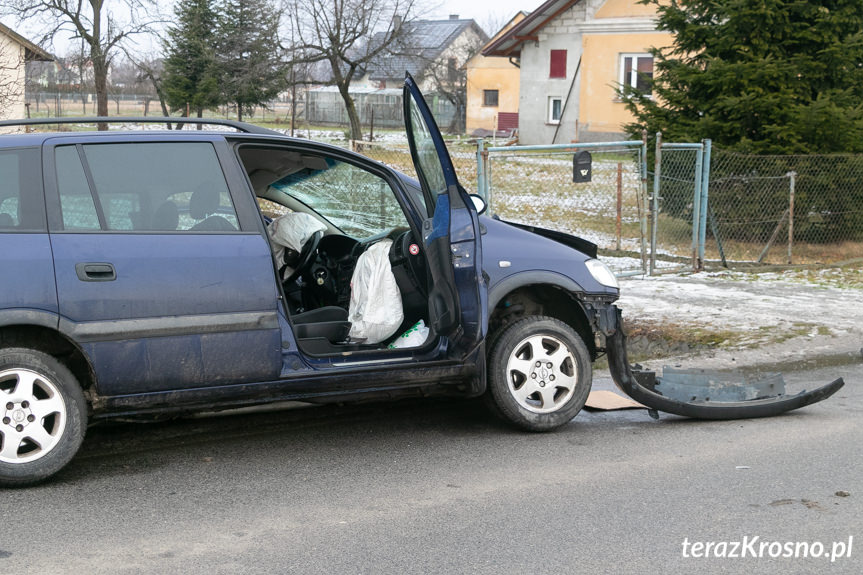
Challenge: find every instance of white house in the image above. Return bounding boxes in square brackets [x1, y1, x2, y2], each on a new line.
[0, 23, 53, 124]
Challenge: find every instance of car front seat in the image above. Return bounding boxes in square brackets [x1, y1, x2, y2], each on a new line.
[189, 186, 236, 231]
[291, 307, 350, 343]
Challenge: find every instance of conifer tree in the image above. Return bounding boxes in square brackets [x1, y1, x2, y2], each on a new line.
[625, 0, 863, 153]
[216, 0, 285, 121]
[162, 0, 221, 118]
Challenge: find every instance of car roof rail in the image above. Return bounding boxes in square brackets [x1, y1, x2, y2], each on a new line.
[0, 116, 283, 135]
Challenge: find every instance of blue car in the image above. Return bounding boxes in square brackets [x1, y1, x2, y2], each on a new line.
[0, 77, 842, 486]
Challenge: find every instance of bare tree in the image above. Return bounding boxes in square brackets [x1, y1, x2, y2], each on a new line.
[415, 32, 485, 134]
[61, 41, 94, 115]
[287, 0, 419, 141]
[4, 0, 161, 128]
[132, 56, 172, 124]
[108, 57, 140, 114]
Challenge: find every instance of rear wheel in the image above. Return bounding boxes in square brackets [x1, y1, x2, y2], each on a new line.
[0, 348, 87, 487]
[486, 316, 591, 431]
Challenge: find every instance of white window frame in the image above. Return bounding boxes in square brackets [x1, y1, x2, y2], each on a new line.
[619, 53, 654, 97]
[547, 97, 563, 124]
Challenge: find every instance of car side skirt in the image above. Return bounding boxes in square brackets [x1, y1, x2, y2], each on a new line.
[88, 359, 479, 418]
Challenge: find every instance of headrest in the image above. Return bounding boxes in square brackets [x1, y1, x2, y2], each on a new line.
[189, 185, 221, 219]
[152, 201, 180, 231]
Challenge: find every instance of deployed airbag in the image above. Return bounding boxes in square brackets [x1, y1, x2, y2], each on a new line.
[348, 239, 404, 344]
[267, 212, 326, 278]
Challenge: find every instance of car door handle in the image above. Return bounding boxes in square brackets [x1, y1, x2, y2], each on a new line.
[75, 263, 117, 282]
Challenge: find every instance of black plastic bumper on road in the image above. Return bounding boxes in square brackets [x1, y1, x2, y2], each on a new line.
[605, 308, 845, 420]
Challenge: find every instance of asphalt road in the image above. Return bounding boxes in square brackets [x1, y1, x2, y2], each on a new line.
[2, 363, 860, 574]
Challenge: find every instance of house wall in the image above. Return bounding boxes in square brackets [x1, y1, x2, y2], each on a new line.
[516, 0, 672, 144]
[465, 56, 519, 134]
[578, 29, 673, 141]
[594, 0, 659, 18]
[0, 31, 26, 122]
[517, 0, 605, 145]
[465, 13, 525, 135]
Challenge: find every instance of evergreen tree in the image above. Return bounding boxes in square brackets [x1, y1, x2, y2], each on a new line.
[624, 0, 863, 154]
[216, 0, 285, 121]
[162, 0, 221, 118]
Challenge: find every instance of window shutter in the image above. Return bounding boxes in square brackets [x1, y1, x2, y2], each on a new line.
[550, 50, 567, 78]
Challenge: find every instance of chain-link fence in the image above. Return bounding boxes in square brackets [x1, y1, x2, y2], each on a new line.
[481, 142, 649, 275]
[349, 139, 479, 195]
[705, 150, 863, 265]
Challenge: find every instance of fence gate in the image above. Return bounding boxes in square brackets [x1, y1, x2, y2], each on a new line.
[651, 135, 712, 273]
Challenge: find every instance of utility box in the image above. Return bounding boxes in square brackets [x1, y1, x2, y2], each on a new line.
[572, 151, 592, 183]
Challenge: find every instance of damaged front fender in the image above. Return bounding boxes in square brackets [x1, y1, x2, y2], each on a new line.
[605, 308, 845, 420]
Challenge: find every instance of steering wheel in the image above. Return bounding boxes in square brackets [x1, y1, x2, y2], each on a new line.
[283, 230, 323, 285]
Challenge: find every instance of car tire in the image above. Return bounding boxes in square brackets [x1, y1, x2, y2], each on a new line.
[486, 316, 591, 431]
[0, 348, 87, 487]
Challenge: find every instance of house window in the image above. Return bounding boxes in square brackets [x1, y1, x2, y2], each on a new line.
[620, 54, 654, 95]
[550, 49, 567, 79]
[548, 97, 562, 124]
[483, 89, 499, 107]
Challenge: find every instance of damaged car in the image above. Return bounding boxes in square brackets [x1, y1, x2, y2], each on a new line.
[0, 75, 843, 486]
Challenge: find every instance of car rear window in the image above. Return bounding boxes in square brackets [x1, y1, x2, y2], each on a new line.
[0, 147, 46, 232]
[54, 142, 239, 232]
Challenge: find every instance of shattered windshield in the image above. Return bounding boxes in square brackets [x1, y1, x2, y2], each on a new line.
[269, 156, 407, 239]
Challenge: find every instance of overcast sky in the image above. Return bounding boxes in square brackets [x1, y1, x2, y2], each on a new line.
[428, 0, 543, 34]
[2, 0, 546, 56]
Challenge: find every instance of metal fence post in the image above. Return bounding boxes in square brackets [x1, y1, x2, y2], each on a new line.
[640, 130, 650, 275]
[788, 170, 796, 264]
[690, 145, 704, 271]
[476, 138, 485, 198]
[699, 139, 712, 268]
[651, 132, 662, 275]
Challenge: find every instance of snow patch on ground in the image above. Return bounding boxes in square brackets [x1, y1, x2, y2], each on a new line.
[615, 269, 863, 370]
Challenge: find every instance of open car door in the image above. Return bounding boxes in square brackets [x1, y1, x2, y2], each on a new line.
[403, 74, 488, 357]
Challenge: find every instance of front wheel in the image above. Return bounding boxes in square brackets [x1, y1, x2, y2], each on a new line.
[486, 316, 592, 431]
[0, 348, 87, 487]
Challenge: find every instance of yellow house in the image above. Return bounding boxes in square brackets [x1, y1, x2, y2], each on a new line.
[0, 23, 52, 124]
[578, 0, 673, 138]
[464, 12, 526, 136]
[482, 0, 673, 144]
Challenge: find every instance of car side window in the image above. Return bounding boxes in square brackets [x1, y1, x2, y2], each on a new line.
[54, 142, 239, 232]
[55, 146, 101, 230]
[0, 148, 47, 232]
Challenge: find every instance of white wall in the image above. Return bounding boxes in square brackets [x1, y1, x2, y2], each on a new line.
[0, 31, 26, 123]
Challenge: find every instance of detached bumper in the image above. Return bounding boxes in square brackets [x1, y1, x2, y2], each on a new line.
[604, 308, 845, 420]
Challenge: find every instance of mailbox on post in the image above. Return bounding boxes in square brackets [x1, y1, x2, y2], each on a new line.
[572, 151, 592, 183]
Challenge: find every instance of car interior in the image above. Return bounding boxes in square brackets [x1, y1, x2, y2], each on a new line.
[237, 145, 433, 355]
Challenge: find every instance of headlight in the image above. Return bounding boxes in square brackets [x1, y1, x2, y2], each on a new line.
[585, 259, 619, 289]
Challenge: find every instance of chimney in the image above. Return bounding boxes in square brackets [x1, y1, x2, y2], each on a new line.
[449, 14, 459, 20]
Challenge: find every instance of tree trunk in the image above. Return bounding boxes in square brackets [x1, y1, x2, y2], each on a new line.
[92, 51, 109, 130]
[337, 81, 362, 141]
